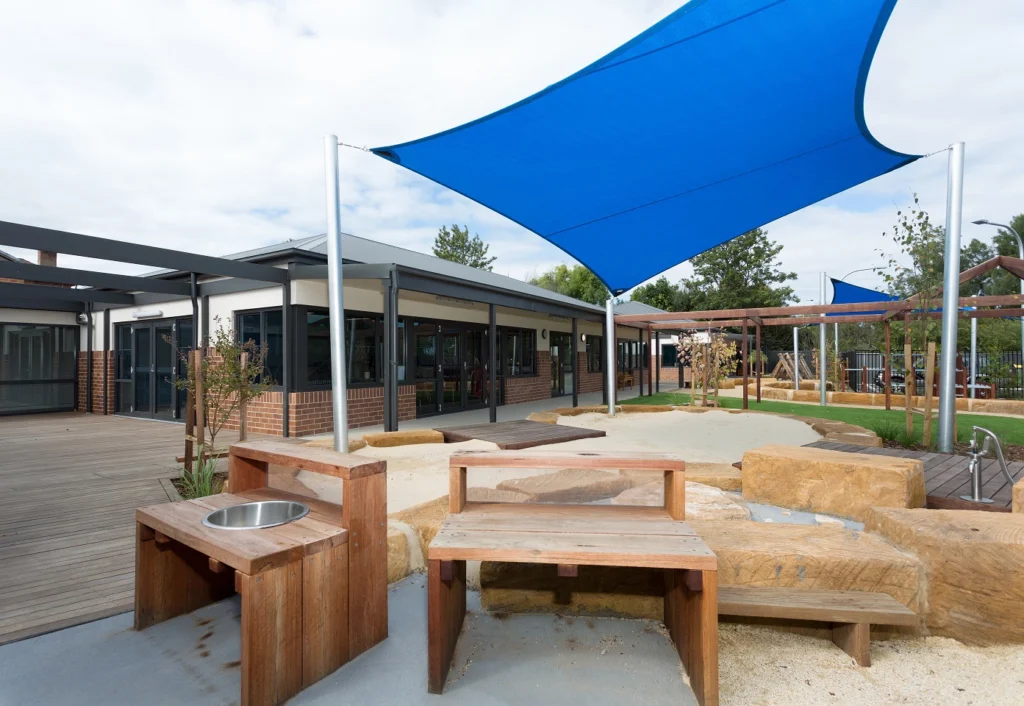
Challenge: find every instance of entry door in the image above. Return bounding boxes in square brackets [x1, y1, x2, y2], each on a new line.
[117, 319, 188, 420]
[440, 331, 462, 414]
[464, 329, 487, 409]
[413, 324, 439, 416]
[550, 333, 574, 397]
[153, 323, 175, 420]
[133, 325, 153, 415]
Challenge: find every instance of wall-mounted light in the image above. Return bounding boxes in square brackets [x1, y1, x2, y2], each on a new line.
[76, 313, 90, 325]
[541, 328, 547, 340]
[580, 333, 587, 342]
[132, 309, 164, 320]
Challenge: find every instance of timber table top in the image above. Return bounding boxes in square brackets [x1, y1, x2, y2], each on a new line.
[136, 493, 348, 575]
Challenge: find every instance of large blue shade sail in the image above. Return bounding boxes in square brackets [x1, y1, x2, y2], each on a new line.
[829, 278, 898, 316]
[372, 0, 917, 295]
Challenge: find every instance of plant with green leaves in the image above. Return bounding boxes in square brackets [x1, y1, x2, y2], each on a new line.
[174, 318, 273, 455]
[871, 419, 902, 443]
[528, 263, 610, 305]
[178, 445, 222, 499]
[432, 224, 496, 270]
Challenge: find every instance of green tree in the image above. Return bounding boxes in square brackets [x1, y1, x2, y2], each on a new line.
[680, 228, 798, 311]
[529, 264, 609, 305]
[630, 276, 686, 311]
[986, 214, 1024, 296]
[958, 238, 994, 297]
[432, 224, 496, 270]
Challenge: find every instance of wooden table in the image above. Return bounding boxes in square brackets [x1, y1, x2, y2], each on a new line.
[429, 450, 719, 706]
[134, 440, 389, 706]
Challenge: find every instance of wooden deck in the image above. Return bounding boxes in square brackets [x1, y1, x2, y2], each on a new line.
[805, 440, 1022, 510]
[0, 413, 231, 645]
[434, 419, 605, 449]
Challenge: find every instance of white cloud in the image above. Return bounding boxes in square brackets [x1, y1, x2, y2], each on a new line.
[1, 0, 1021, 299]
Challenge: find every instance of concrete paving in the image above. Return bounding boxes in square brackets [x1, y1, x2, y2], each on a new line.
[0, 576, 696, 706]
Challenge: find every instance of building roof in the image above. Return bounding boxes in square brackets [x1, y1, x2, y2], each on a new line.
[614, 300, 664, 315]
[0, 247, 29, 264]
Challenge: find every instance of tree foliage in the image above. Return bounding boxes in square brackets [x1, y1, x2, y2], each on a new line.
[528, 264, 610, 305]
[432, 224, 496, 270]
[630, 276, 686, 311]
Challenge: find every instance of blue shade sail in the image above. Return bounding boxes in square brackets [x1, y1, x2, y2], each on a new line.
[829, 278, 899, 316]
[372, 0, 917, 295]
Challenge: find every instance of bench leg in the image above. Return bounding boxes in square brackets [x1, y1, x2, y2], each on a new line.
[832, 622, 871, 667]
[667, 569, 718, 706]
[302, 544, 350, 688]
[134, 522, 233, 630]
[427, 559, 466, 694]
[240, 560, 303, 706]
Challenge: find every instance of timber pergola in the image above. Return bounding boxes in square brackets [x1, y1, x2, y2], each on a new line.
[615, 255, 1024, 411]
[0, 220, 606, 434]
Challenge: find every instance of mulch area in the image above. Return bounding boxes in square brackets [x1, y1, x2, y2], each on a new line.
[881, 439, 1024, 463]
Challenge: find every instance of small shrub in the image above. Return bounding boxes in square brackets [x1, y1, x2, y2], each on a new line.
[179, 446, 222, 499]
[872, 420, 902, 443]
[895, 427, 919, 449]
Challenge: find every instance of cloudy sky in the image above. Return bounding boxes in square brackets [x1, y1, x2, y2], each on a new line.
[1, 0, 1021, 305]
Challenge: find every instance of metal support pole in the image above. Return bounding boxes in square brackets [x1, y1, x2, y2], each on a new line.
[605, 298, 616, 415]
[646, 326, 653, 396]
[654, 331, 660, 393]
[741, 319, 749, 409]
[938, 142, 965, 452]
[793, 326, 799, 389]
[324, 134, 349, 453]
[190, 273, 199, 351]
[384, 269, 399, 431]
[571, 318, 579, 408]
[970, 316, 978, 400]
[601, 315, 608, 405]
[281, 281, 291, 438]
[489, 303, 497, 423]
[201, 295, 210, 349]
[819, 273, 827, 406]
[102, 308, 109, 415]
[85, 303, 93, 413]
[755, 323, 761, 403]
[638, 329, 644, 397]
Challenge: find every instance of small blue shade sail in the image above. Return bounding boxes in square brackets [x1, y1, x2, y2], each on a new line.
[372, 0, 918, 294]
[829, 278, 898, 317]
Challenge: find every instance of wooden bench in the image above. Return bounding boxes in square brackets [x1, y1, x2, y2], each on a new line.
[430, 450, 720, 706]
[134, 440, 389, 706]
[717, 586, 918, 666]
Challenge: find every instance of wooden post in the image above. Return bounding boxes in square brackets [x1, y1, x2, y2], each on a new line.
[239, 351, 249, 442]
[904, 314, 913, 437]
[701, 343, 709, 408]
[884, 320, 891, 411]
[861, 365, 868, 394]
[194, 349, 206, 453]
[923, 342, 936, 446]
[755, 324, 761, 403]
[741, 321, 748, 410]
[184, 388, 195, 473]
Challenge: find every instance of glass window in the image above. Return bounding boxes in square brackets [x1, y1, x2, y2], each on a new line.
[236, 309, 281, 385]
[502, 328, 536, 377]
[306, 309, 332, 386]
[396, 320, 407, 381]
[586, 336, 602, 372]
[346, 314, 378, 384]
[115, 325, 132, 380]
[661, 343, 677, 366]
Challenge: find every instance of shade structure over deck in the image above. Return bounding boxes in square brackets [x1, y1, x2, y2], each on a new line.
[372, 0, 918, 294]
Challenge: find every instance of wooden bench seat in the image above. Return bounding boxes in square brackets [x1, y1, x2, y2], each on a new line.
[429, 450, 719, 706]
[717, 586, 918, 666]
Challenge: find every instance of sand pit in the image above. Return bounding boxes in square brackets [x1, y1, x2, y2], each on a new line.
[720, 623, 1022, 705]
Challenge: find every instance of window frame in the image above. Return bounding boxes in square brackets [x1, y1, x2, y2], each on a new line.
[234, 307, 285, 390]
[586, 335, 603, 373]
[500, 327, 537, 378]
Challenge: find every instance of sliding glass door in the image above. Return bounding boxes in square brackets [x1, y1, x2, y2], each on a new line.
[115, 317, 191, 420]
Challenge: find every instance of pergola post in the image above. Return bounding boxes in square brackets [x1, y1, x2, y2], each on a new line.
[819, 272, 827, 406]
[489, 303, 497, 423]
[638, 328, 644, 397]
[605, 298, 616, 415]
[938, 142, 965, 452]
[654, 331, 661, 394]
[741, 319, 749, 409]
[383, 269, 399, 432]
[755, 323, 761, 403]
[85, 303, 93, 413]
[646, 326, 653, 396]
[324, 134, 349, 453]
[572, 317, 579, 408]
[281, 281, 291, 438]
[884, 319, 892, 410]
[102, 308, 110, 415]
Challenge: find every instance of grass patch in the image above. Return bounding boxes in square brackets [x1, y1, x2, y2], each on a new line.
[871, 419, 903, 444]
[622, 392, 1024, 446]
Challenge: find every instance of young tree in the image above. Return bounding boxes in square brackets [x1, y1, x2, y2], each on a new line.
[630, 276, 687, 311]
[432, 224, 496, 270]
[528, 264, 610, 305]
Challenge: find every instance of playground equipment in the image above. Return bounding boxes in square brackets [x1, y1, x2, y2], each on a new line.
[960, 426, 1017, 504]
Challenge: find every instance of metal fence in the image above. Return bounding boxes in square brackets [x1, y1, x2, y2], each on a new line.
[766, 349, 1023, 399]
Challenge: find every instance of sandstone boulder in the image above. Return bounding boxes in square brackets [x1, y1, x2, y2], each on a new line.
[741, 444, 924, 521]
[302, 436, 367, 452]
[1014, 478, 1023, 513]
[611, 481, 750, 520]
[386, 524, 413, 584]
[866, 508, 1024, 644]
[362, 429, 445, 447]
[481, 520, 922, 619]
[550, 406, 610, 417]
[388, 488, 530, 555]
[687, 463, 742, 491]
[619, 404, 675, 413]
[496, 468, 636, 503]
[525, 412, 559, 424]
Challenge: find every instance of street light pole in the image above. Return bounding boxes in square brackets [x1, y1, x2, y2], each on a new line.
[972, 218, 1024, 393]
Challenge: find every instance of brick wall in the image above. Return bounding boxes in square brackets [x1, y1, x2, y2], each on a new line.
[577, 351, 603, 394]
[503, 351, 552, 405]
[76, 351, 114, 413]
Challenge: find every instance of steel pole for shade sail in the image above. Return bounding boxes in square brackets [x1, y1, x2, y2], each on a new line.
[605, 298, 616, 415]
[819, 273, 827, 406]
[938, 142, 966, 452]
[793, 326, 799, 389]
[970, 316, 978, 400]
[324, 135, 349, 453]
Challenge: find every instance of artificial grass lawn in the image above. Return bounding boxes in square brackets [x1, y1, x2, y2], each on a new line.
[623, 392, 1024, 447]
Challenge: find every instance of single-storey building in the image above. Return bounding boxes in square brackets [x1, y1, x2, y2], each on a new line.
[1, 233, 675, 435]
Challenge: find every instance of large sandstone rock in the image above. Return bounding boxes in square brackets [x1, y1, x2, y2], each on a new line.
[550, 406, 609, 417]
[619, 404, 675, 413]
[866, 508, 1024, 644]
[386, 524, 414, 584]
[742, 444, 925, 521]
[526, 412, 559, 424]
[481, 520, 923, 619]
[686, 463, 742, 491]
[302, 436, 368, 451]
[388, 488, 530, 554]
[362, 429, 445, 447]
[1014, 479, 1024, 513]
[786, 416, 881, 448]
[497, 468, 636, 503]
[611, 481, 750, 520]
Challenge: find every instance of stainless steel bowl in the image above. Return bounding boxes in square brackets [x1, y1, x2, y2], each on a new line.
[201, 500, 309, 530]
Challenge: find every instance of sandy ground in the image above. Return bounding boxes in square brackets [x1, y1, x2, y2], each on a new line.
[720, 623, 1024, 705]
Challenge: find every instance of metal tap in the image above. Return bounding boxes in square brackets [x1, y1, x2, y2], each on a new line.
[960, 426, 1017, 503]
